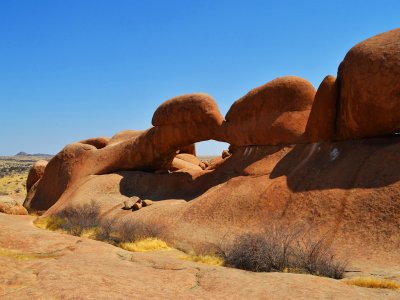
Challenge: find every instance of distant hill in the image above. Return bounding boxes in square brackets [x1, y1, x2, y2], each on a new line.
[15, 152, 53, 157]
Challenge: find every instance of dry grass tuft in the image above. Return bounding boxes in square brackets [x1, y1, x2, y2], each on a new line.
[344, 277, 400, 289]
[181, 254, 224, 266]
[120, 238, 170, 252]
[0, 247, 63, 260]
[34, 216, 66, 231]
[79, 227, 102, 239]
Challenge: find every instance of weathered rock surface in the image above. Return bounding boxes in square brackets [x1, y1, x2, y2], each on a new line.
[26, 160, 48, 192]
[1, 213, 398, 300]
[337, 28, 400, 139]
[222, 76, 316, 146]
[78, 137, 110, 149]
[305, 75, 338, 142]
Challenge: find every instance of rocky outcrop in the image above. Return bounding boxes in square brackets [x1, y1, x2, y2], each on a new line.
[24, 27, 400, 243]
[305, 75, 338, 142]
[336, 28, 400, 139]
[222, 76, 316, 146]
[24, 94, 225, 211]
[26, 160, 48, 192]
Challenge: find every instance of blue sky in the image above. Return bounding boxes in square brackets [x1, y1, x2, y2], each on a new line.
[0, 0, 399, 155]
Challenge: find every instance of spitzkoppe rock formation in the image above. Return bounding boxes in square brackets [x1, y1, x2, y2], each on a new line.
[22, 29, 400, 268]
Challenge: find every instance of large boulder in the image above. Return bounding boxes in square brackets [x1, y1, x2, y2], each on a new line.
[26, 160, 48, 192]
[337, 28, 400, 139]
[152, 93, 223, 128]
[305, 75, 338, 142]
[222, 76, 316, 146]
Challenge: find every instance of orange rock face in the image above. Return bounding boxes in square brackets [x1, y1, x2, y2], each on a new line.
[222, 76, 316, 146]
[336, 28, 400, 139]
[152, 93, 224, 128]
[305, 75, 338, 142]
[26, 160, 48, 192]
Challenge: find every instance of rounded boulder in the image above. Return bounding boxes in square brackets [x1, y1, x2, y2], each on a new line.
[337, 28, 400, 139]
[223, 76, 316, 146]
[152, 93, 224, 127]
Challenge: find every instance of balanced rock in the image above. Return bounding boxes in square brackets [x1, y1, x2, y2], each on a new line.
[336, 28, 400, 139]
[26, 160, 48, 192]
[222, 76, 316, 146]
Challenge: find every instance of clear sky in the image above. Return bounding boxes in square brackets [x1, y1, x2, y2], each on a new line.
[0, 0, 399, 155]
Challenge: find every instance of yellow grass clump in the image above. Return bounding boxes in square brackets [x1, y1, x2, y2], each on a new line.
[34, 216, 66, 231]
[181, 254, 224, 266]
[344, 277, 400, 289]
[0, 247, 63, 261]
[120, 238, 171, 252]
[79, 227, 101, 239]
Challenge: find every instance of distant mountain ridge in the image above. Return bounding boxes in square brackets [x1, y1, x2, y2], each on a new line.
[15, 152, 53, 157]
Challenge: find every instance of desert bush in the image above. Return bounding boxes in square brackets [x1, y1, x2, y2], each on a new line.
[56, 200, 101, 236]
[95, 218, 115, 241]
[113, 219, 166, 243]
[224, 224, 347, 279]
[294, 236, 347, 279]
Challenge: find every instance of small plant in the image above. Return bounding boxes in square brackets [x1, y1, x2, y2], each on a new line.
[79, 227, 102, 239]
[344, 277, 400, 289]
[181, 254, 224, 266]
[34, 216, 66, 231]
[120, 237, 170, 252]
